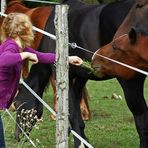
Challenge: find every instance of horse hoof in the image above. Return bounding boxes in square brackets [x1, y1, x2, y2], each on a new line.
[82, 115, 89, 121]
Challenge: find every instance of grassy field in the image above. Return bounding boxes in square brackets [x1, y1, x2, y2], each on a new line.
[2, 77, 148, 148]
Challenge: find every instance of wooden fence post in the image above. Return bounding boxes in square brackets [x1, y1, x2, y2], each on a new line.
[55, 5, 69, 148]
[1, 0, 6, 15]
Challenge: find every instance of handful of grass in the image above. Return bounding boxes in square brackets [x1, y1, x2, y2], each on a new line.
[81, 61, 96, 75]
[81, 61, 103, 78]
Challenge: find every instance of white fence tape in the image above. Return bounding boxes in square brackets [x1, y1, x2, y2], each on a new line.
[19, 79, 56, 116]
[1, 12, 148, 77]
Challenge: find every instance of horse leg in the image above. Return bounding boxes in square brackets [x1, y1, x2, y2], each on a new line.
[48, 74, 56, 120]
[49, 74, 56, 111]
[22, 59, 29, 79]
[118, 76, 148, 148]
[69, 78, 88, 148]
[49, 74, 90, 121]
[81, 86, 90, 121]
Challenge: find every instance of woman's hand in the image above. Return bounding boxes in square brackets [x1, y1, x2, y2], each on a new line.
[20, 52, 38, 64]
[69, 56, 83, 66]
[28, 53, 38, 64]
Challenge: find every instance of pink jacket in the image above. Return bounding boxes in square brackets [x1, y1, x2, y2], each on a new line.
[0, 38, 55, 109]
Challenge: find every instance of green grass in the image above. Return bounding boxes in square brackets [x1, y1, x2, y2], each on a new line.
[2, 77, 148, 148]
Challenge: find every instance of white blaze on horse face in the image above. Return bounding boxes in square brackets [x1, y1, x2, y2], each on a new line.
[92, 51, 98, 61]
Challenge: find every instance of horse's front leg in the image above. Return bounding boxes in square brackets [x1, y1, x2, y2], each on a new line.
[69, 78, 88, 148]
[118, 76, 148, 148]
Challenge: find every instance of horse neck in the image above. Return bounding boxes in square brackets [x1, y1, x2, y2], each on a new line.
[114, 0, 139, 38]
[6, 0, 29, 13]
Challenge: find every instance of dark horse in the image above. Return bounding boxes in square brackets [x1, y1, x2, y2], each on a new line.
[15, 0, 148, 147]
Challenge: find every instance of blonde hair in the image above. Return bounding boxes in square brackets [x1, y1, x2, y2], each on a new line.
[1, 12, 34, 47]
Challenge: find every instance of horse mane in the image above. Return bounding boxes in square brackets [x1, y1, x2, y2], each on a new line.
[6, 0, 22, 3]
[135, 27, 148, 36]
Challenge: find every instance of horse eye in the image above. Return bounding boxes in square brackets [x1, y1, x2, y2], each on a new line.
[136, 3, 144, 8]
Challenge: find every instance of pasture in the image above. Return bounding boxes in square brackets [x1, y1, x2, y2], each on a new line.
[2, 77, 148, 148]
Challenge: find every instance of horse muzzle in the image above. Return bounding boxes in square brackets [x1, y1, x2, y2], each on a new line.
[91, 62, 105, 78]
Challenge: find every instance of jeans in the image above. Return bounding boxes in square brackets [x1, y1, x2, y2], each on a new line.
[0, 114, 5, 148]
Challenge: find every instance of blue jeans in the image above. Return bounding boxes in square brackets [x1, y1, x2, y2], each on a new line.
[0, 114, 5, 148]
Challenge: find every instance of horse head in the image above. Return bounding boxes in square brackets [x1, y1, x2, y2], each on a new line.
[92, 28, 148, 79]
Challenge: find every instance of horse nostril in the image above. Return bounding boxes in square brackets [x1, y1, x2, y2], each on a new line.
[91, 64, 104, 78]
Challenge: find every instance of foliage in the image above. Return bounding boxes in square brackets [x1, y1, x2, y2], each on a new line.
[81, 60, 98, 76]
[17, 109, 38, 138]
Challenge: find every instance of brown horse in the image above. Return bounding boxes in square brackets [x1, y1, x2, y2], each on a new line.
[92, 28, 148, 79]
[3, 0, 90, 121]
[92, 0, 148, 79]
[92, 1, 148, 147]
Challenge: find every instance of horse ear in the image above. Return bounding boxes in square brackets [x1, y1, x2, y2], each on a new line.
[129, 28, 137, 45]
